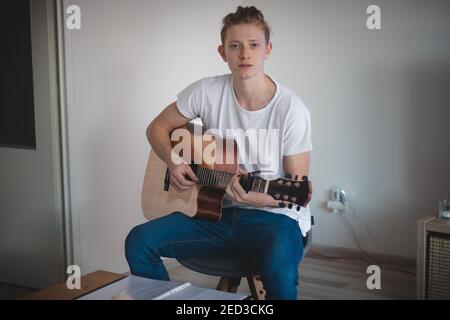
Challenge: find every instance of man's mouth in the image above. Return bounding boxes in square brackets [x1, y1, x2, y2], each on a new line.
[238, 64, 253, 68]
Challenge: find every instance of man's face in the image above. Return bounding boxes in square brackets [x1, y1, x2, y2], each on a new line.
[218, 23, 272, 79]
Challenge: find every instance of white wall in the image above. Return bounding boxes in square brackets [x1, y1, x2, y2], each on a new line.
[61, 0, 450, 274]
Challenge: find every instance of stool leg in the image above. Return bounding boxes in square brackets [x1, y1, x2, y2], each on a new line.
[216, 277, 241, 293]
[247, 276, 266, 300]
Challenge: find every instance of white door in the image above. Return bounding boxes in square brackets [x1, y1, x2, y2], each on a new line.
[0, 0, 66, 289]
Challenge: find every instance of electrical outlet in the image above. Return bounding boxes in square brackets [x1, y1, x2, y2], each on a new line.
[327, 185, 349, 213]
[331, 185, 348, 203]
[331, 185, 340, 201]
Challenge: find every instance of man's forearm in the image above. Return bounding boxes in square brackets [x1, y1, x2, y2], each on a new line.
[147, 123, 183, 170]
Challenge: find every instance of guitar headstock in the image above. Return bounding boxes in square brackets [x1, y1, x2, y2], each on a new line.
[267, 175, 312, 211]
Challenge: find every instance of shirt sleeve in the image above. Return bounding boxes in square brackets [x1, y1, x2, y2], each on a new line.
[283, 100, 313, 155]
[176, 78, 204, 120]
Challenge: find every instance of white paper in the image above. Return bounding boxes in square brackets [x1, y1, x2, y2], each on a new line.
[78, 275, 247, 300]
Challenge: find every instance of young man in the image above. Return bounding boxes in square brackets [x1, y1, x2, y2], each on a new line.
[125, 6, 312, 300]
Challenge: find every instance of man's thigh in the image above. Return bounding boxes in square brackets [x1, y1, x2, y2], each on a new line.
[232, 209, 303, 263]
[128, 211, 235, 259]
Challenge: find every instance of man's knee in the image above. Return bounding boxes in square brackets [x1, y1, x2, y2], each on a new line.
[125, 213, 185, 261]
[125, 222, 160, 262]
[125, 224, 144, 258]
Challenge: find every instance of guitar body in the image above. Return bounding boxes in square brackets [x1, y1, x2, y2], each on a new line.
[142, 124, 238, 222]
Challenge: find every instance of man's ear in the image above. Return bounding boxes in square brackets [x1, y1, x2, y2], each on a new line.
[218, 45, 227, 62]
[264, 41, 273, 59]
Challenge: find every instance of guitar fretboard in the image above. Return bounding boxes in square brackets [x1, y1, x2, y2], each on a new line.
[194, 166, 267, 193]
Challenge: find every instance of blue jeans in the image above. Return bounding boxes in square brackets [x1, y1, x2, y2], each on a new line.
[125, 207, 304, 300]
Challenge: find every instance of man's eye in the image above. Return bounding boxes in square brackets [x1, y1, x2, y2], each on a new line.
[229, 43, 258, 49]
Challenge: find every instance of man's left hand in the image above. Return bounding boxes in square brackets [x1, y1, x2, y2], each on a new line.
[225, 168, 280, 208]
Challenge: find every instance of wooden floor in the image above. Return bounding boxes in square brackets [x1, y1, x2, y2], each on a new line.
[164, 250, 416, 300]
[0, 250, 416, 300]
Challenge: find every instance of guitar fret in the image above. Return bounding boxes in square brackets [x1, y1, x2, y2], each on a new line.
[216, 171, 221, 188]
[259, 178, 264, 193]
[198, 168, 202, 185]
[222, 172, 227, 189]
[213, 171, 217, 188]
[198, 167, 204, 185]
[209, 170, 213, 187]
[202, 168, 207, 186]
[216, 171, 220, 189]
[206, 169, 211, 187]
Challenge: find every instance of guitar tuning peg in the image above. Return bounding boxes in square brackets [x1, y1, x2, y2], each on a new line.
[285, 173, 292, 179]
[278, 202, 286, 208]
[288, 203, 293, 209]
[296, 205, 301, 211]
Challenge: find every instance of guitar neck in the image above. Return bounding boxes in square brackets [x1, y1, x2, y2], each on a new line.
[194, 166, 268, 193]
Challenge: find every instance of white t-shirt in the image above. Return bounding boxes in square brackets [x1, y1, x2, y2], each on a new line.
[176, 73, 313, 236]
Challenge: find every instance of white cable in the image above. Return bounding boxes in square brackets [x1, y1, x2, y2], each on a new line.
[311, 201, 415, 275]
[346, 203, 393, 256]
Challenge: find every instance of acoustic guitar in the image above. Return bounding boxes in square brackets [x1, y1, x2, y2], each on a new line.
[142, 123, 312, 222]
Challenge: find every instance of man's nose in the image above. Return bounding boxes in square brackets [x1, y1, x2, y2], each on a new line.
[239, 47, 250, 60]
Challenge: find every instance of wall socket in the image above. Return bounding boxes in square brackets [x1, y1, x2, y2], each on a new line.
[327, 186, 348, 213]
[331, 185, 348, 203]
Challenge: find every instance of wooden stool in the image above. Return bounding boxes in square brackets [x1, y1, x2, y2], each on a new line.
[177, 230, 312, 300]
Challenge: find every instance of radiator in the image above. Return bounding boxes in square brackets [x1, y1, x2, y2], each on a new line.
[417, 216, 450, 300]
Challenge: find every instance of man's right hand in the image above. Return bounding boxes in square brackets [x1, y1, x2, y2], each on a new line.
[168, 163, 198, 193]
